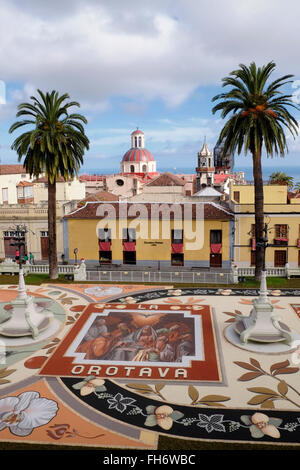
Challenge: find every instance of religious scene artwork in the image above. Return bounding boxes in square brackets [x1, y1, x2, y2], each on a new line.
[74, 310, 196, 364]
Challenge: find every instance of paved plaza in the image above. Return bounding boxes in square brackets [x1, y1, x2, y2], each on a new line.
[0, 283, 300, 449]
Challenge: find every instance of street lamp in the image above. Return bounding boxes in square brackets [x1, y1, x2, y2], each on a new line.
[233, 218, 293, 346]
[0, 224, 52, 339]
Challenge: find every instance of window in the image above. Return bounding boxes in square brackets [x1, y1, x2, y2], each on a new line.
[40, 231, 49, 237]
[116, 179, 124, 186]
[2, 188, 8, 204]
[122, 228, 136, 241]
[98, 228, 111, 241]
[134, 137, 138, 147]
[274, 250, 286, 267]
[142, 164, 147, 172]
[171, 229, 183, 243]
[130, 165, 135, 173]
[210, 230, 222, 244]
[233, 191, 240, 203]
[138, 136, 142, 147]
[275, 224, 288, 238]
[4, 230, 25, 237]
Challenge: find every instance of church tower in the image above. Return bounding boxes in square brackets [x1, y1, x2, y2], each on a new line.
[196, 139, 215, 190]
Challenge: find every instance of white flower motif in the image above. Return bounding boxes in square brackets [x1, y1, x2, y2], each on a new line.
[0, 391, 58, 436]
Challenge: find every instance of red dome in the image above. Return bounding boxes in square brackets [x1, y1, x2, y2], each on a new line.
[131, 129, 144, 136]
[122, 148, 154, 162]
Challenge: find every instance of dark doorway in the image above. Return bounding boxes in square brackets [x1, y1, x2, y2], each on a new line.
[210, 253, 222, 268]
[171, 253, 184, 266]
[123, 251, 136, 265]
[41, 236, 49, 260]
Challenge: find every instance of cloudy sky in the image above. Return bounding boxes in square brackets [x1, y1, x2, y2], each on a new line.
[1, 0, 300, 176]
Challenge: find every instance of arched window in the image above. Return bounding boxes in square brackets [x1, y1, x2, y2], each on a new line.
[139, 136, 142, 147]
[142, 164, 147, 172]
[130, 165, 135, 173]
[134, 137, 138, 147]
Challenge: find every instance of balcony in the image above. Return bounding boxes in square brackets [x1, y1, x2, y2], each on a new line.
[274, 238, 288, 246]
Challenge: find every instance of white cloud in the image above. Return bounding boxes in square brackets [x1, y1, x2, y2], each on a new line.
[1, 0, 299, 115]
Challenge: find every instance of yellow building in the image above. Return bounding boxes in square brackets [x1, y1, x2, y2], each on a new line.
[64, 201, 234, 269]
[230, 182, 300, 268]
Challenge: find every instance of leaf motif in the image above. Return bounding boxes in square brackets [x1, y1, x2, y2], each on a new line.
[248, 394, 274, 405]
[188, 385, 199, 403]
[272, 367, 299, 376]
[249, 358, 261, 369]
[155, 384, 165, 393]
[261, 399, 275, 409]
[0, 368, 16, 378]
[277, 380, 288, 396]
[225, 318, 235, 323]
[238, 372, 264, 381]
[0, 379, 11, 385]
[58, 293, 67, 299]
[234, 361, 260, 371]
[126, 383, 153, 392]
[234, 310, 242, 315]
[247, 387, 278, 396]
[198, 395, 230, 403]
[270, 360, 290, 374]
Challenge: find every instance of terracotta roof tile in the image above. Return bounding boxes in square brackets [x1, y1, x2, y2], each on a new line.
[0, 164, 27, 175]
[65, 201, 233, 220]
[146, 172, 185, 187]
[77, 191, 119, 207]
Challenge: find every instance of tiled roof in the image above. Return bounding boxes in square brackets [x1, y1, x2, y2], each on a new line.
[77, 191, 119, 207]
[146, 172, 185, 187]
[0, 164, 27, 175]
[65, 201, 234, 220]
[16, 181, 33, 187]
[79, 174, 104, 182]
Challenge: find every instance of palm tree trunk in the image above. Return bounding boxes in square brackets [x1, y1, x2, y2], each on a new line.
[252, 146, 265, 281]
[48, 178, 58, 280]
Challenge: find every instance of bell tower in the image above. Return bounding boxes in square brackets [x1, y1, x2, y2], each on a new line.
[196, 138, 215, 190]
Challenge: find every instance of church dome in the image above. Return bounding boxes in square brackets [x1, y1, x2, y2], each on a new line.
[121, 128, 157, 176]
[122, 148, 155, 163]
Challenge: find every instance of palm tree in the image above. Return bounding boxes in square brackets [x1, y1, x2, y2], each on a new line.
[269, 171, 294, 188]
[294, 182, 300, 193]
[212, 61, 299, 280]
[9, 90, 89, 279]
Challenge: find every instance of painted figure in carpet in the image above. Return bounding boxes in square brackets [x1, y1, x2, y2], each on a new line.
[76, 313, 196, 363]
[77, 320, 132, 360]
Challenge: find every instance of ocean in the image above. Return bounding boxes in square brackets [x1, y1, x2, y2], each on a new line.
[79, 166, 300, 185]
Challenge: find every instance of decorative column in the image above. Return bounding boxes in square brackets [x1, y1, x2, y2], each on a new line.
[234, 223, 293, 345]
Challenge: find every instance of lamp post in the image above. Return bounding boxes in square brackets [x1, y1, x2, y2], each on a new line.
[0, 224, 51, 339]
[234, 219, 293, 345]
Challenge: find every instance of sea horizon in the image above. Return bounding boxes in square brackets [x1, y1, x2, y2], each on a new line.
[79, 165, 300, 184]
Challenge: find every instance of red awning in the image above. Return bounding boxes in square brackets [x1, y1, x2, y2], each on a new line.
[123, 241, 136, 252]
[172, 243, 183, 253]
[210, 243, 222, 254]
[99, 241, 111, 251]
